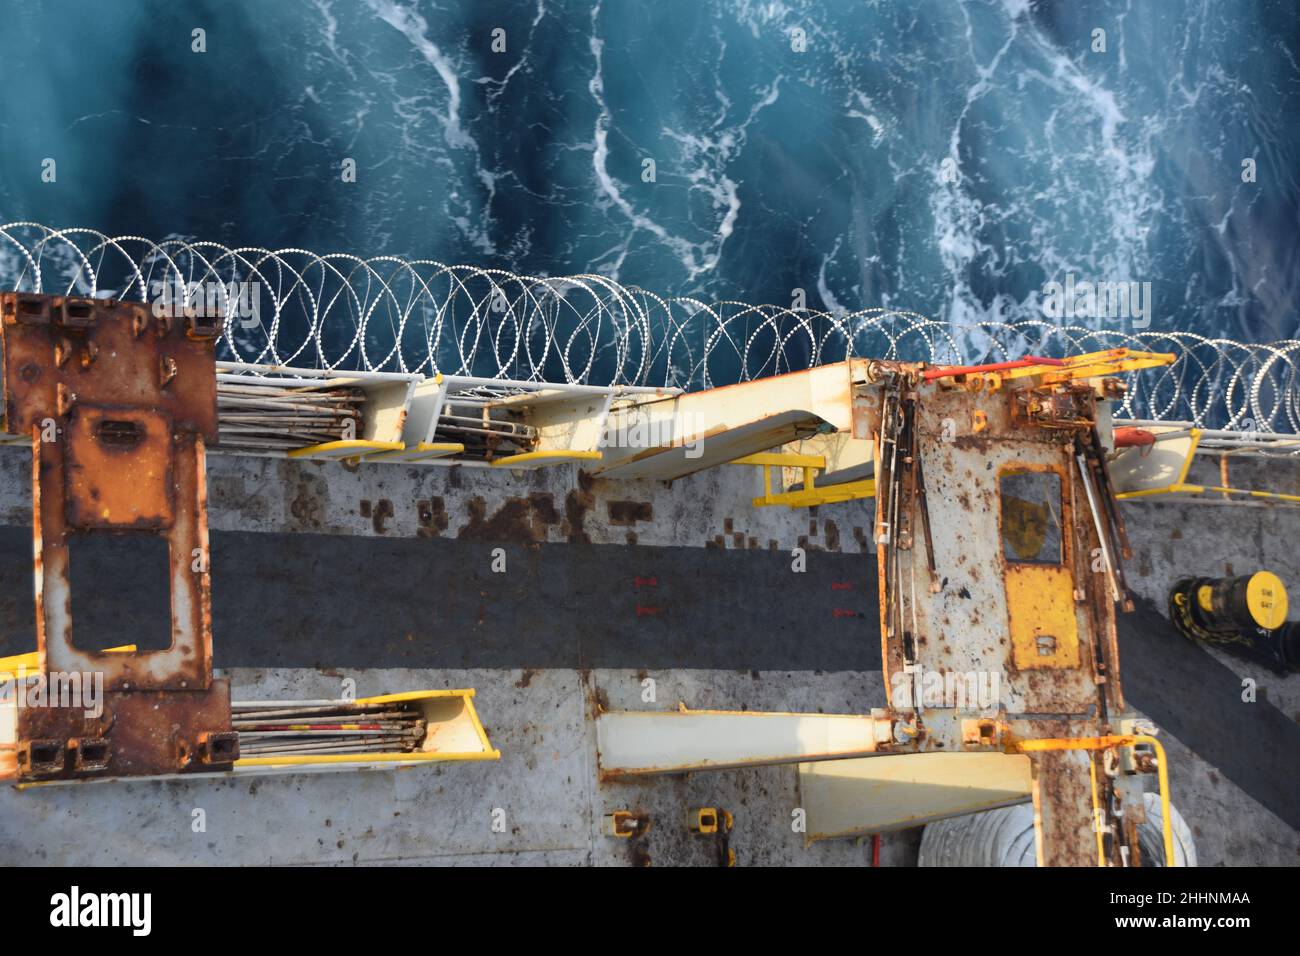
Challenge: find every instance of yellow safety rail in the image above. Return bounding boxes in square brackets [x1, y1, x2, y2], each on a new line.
[1010, 734, 1176, 867]
[1114, 428, 1300, 505]
[732, 452, 876, 509]
[730, 452, 875, 508]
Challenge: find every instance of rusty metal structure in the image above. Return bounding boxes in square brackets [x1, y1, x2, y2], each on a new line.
[0, 292, 496, 783]
[1, 292, 233, 779]
[864, 354, 1161, 866]
[595, 350, 1183, 866]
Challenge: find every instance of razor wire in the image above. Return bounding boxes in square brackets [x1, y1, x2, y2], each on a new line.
[2, 222, 1298, 433]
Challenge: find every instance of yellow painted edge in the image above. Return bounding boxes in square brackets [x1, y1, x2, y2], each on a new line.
[367, 441, 465, 462]
[461, 692, 495, 755]
[359, 689, 495, 755]
[1088, 755, 1107, 867]
[1118, 476, 1300, 506]
[287, 440, 404, 459]
[1116, 482, 1192, 499]
[1174, 428, 1202, 485]
[234, 749, 500, 768]
[489, 450, 603, 467]
[2, 644, 143, 673]
[0, 651, 38, 672]
[730, 452, 826, 469]
[352, 688, 474, 706]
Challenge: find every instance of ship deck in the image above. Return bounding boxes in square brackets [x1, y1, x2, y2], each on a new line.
[0, 448, 1296, 865]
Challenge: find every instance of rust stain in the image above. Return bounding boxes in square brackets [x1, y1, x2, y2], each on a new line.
[607, 500, 652, 525]
[458, 492, 558, 542]
[417, 497, 449, 537]
[370, 498, 394, 535]
[289, 473, 329, 530]
[560, 469, 595, 543]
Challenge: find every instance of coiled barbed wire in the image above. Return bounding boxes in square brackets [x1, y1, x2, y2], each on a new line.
[2, 222, 1297, 433]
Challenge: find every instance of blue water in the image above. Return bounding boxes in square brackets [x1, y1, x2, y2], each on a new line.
[1, 0, 1297, 343]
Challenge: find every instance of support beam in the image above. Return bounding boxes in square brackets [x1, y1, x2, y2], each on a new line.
[595, 708, 892, 777]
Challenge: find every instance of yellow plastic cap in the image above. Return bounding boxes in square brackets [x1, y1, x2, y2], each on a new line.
[1246, 571, 1288, 630]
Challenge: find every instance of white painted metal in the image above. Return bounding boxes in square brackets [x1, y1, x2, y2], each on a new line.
[593, 361, 869, 481]
[799, 752, 1032, 841]
[595, 708, 890, 776]
[1108, 424, 1198, 494]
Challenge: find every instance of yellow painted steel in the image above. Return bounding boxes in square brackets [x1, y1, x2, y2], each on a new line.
[367, 441, 465, 462]
[754, 479, 876, 508]
[992, 349, 1176, 384]
[233, 750, 500, 767]
[1004, 567, 1081, 669]
[1120, 483, 1300, 505]
[1196, 585, 1214, 613]
[759, 478, 873, 509]
[0, 651, 37, 673]
[1010, 734, 1176, 866]
[1, 643, 136, 674]
[1088, 755, 1106, 867]
[489, 449, 602, 467]
[287, 439, 404, 459]
[1, 642, 135, 671]
[353, 688, 477, 706]
[732, 450, 875, 508]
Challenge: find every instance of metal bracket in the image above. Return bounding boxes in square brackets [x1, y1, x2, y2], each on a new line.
[1, 292, 233, 780]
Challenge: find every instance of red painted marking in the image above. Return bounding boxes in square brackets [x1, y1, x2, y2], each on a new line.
[254, 724, 384, 731]
[1113, 427, 1157, 448]
[831, 581, 852, 591]
[923, 356, 1066, 382]
[634, 576, 659, 588]
[832, 608, 857, 619]
[636, 605, 664, 617]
